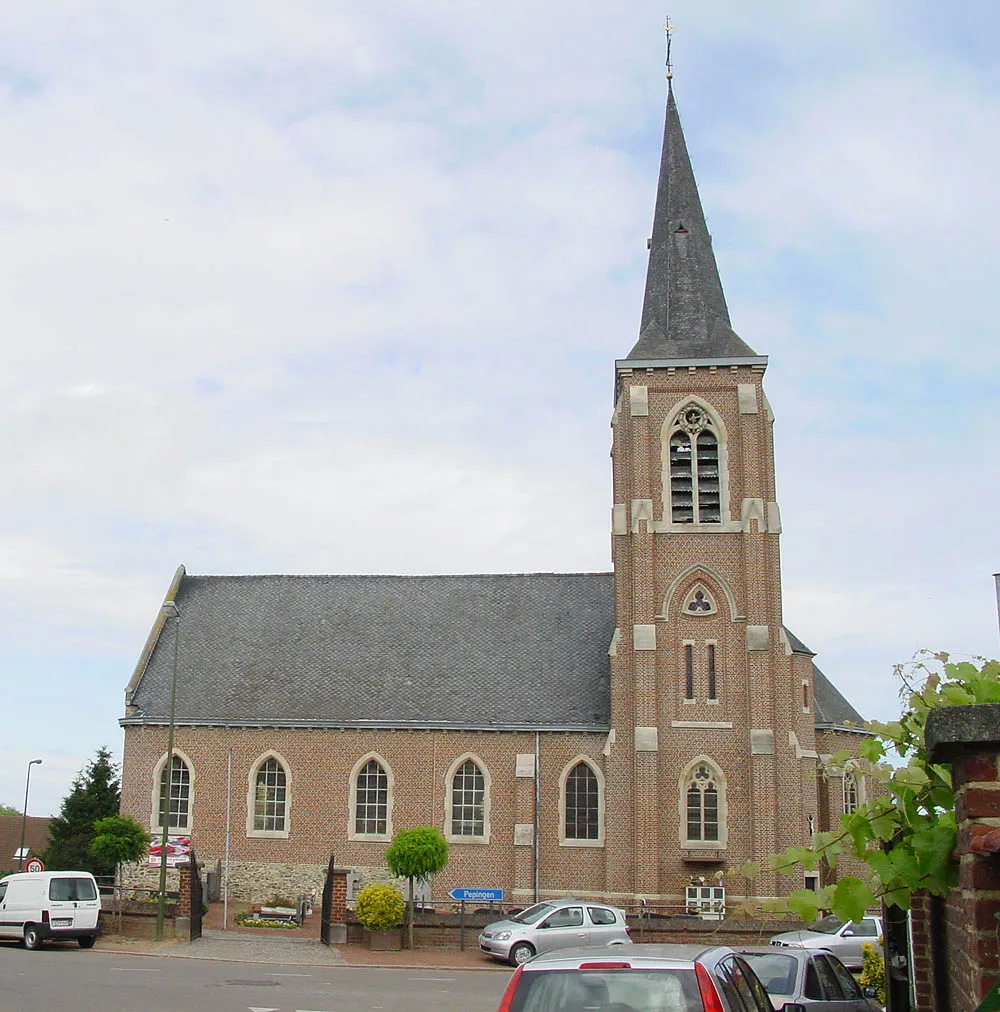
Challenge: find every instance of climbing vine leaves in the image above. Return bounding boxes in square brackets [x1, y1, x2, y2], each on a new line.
[752, 653, 1000, 925]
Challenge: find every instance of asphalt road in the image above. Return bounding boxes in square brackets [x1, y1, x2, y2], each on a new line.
[0, 944, 510, 1012]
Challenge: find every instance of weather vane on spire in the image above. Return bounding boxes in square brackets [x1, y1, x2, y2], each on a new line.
[664, 15, 675, 80]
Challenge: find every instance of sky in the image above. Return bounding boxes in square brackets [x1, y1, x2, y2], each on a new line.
[1, 0, 998, 817]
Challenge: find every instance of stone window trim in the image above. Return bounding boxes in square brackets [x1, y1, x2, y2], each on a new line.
[150, 749, 195, 836]
[443, 753, 492, 845]
[659, 564, 740, 623]
[245, 750, 291, 840]
[677, 755, 728, 851]
[558, 756, 605, 849]
[802, 679, 811, 713]
[660, 396, 731, 527]
[682, 583, 718, 617]
[347, 752, 394, 843]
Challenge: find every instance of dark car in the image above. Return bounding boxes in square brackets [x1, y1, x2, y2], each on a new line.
[739, 946, 882, 1010]
[495, 942, 809, 1012]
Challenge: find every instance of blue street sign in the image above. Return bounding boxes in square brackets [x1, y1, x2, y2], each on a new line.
[448, 887, 504, 903]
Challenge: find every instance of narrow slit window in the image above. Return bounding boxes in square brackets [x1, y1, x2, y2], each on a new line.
[803, 681, 810, 711]
[707, 644, 717, 699]
[684, 644, 694, 700]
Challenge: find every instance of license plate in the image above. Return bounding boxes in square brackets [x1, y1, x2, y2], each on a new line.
[51, 918, 72, 927]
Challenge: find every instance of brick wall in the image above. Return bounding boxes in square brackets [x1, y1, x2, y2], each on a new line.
[912, 703, 1000, 1011]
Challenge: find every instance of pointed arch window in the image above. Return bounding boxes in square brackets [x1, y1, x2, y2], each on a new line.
[253, 758, 287, 833]
[450, 759, 486, 837]
[668, 405, 722, 524]
[686, 762, 720, 842]
[565, 762, 600, 841]
[158, 755, 191, 831]
[843, 773, 859, 815]
[354, 759, 388, 836]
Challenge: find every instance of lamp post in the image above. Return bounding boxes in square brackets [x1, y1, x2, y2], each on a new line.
[155, 600, 181, 942]
[18, 759, 42, 871]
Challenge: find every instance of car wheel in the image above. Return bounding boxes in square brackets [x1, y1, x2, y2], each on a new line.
[23, 926, 43, 950]
[78, 935, 96, 949]
[509, 942, 535, 966]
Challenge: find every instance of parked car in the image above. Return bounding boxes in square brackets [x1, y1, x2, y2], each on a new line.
[479, 897, 631, 966]
[494, 942, 809, 1011]
[739, 945, 882, 1010]
[769, 915, 883, 970]
[0, 870, 102, 950]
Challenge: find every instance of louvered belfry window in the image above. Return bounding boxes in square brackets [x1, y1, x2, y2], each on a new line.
[565, 762, 599, 840]
[355, 759, 388, 835]
[253, 759, 287, 832]
[669, 405, 721, 524]
[451, 759, 485, 837]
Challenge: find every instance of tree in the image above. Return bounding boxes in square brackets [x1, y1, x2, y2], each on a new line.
[755, 653, 1000, 924]
[90, 815, 150, 931]
[0, 804, 19, 816]
[44, 747, 121, 876]
[385, 827, 449, 949]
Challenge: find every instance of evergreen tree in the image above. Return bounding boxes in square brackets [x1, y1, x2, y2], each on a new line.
[43, 747, 121, 876]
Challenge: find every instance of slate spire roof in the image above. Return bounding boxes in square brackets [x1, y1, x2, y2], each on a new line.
[624, 85, 758, 363]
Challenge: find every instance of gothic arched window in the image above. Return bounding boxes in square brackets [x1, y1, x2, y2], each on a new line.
[564, 762, 600, 841]
[354, 758, 389, 836]
[157, 755, 191, 831]
[685, 762, 721, 842]
[668, 405, 722, 524]
[253, 758, 288, 833]
[843, 773, 859, 815]
[450, 759, 486, 837]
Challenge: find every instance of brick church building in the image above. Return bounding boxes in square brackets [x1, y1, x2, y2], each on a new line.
[119, 85, 868, 910]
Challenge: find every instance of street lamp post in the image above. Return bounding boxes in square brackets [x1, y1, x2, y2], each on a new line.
[18, 759, 43, 871]
[155, 601, 181, 942]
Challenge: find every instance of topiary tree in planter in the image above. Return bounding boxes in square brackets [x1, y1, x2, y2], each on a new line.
[355, 882, 404, 948]
[385, 826, 449, 950]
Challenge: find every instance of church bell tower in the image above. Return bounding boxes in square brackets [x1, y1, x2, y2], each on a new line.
[605, 86, 820, 900]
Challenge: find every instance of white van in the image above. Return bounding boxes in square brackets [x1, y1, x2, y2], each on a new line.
[0, 871, 102, 949]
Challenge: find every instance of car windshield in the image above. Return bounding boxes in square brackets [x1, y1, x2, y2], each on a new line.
[741, 952, 799, 995]
[510, 969, 702, 1012]
[49, 878, 97, 901]
[808, 915, 844, 935]
[511, 902, 557, 925]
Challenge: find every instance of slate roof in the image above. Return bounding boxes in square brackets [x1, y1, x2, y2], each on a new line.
[124, 571, 866, 734]
[812, 664, 867, 729]
[125, 573, 616, 731]
[624, 87, 758, 364]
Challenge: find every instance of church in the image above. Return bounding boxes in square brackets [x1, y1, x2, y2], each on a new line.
[118, 84, 868, 911]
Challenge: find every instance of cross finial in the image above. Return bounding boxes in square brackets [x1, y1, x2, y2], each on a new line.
[664, 15, 675, 80]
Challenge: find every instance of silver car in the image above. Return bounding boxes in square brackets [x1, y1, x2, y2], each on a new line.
[479, 897, 631, 966]
[740, 946, 882, 1010]
[769, 915, 883, 971]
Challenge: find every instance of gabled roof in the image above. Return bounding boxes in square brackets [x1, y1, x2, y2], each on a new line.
[624, 87, 758, 364]
[124, 572, 615, 731]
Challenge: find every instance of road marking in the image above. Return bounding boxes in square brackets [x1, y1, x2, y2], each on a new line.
[409, 976, 456, 981]
[110, 967, 162, 972]
[270, 972, 312, 976]
[247, 1007, 278, 1011]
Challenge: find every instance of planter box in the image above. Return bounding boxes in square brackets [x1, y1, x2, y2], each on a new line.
[366, 928, 402, 951]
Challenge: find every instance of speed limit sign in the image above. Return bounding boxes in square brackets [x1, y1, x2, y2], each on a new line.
[24, 858, 44, 873]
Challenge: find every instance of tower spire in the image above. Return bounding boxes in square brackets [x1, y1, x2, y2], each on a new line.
[623, 80, 756, 362]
